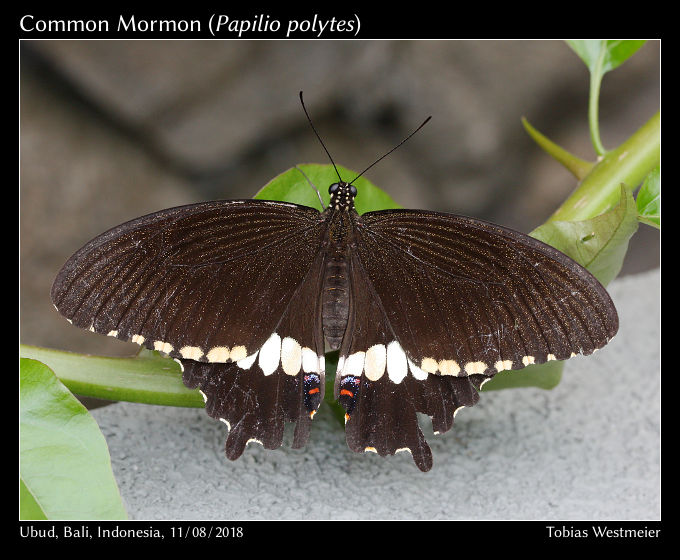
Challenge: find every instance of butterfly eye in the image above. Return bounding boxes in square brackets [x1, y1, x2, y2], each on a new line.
[349, 185, 358, 197]
[329, 183, 340, 194]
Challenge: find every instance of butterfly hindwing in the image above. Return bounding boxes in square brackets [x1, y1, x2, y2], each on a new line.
[52, 200, 325, 365]
[335, 253, 486, 471]
[181, 252, 326, 459]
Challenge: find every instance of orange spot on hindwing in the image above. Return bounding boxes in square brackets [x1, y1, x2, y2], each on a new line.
[303, 373, 322, 414]
[338, 375, 360, 419]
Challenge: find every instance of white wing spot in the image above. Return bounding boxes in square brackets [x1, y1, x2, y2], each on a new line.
[342, 351, 365, 377]
[301, 347, 318, 373]
[386, 341, 407, 384]
[154, 341, 174, 354]
[107, 330, 119, 337]
[179, 346, 203, 360]
[365, 344, 386, 381]
[258, 332, 281, 376]
[522, 355, 535, 366]
[464, 361, 487, 375]
[495, 360, 513, 372]
[237, 351, 259, 370]
[206, 346, 229, 363]
[131, 334, 145, 345]
[408, 359, 428, 381]
[230, 346, 248, 362]
[421, 357, 439, 374]
[281, 336, 302, 376]
[439, 359, 461, 376]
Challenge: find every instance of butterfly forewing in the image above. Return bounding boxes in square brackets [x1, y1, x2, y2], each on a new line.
[52, 200, 325, 364]
[354, 209, 618, 377]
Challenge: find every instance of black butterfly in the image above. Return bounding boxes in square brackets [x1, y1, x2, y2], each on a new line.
[51, 96, 618, 472]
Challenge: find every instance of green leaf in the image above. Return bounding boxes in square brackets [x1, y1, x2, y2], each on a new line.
[20, 345, 204, 408]
[255, 164, 401, 214]
[567, 40, 647, 75]
[19, 478, 47, 520]
[637, 165, 660, 229]
[532, 184, 638, 286]
[567, 40, 647, 156]
[522, 117, 594, 179]
[481, 360, 563, 392]
[20, 358, 127, 520]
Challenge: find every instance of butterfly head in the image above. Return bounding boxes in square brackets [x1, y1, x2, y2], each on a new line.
[329, 182, 357, 212]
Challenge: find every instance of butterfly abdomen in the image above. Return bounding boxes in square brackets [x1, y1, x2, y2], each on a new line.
[321, 252, 351, 350]
[320, 208, 356, 350]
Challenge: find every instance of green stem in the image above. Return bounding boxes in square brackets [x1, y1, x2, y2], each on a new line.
[548, 111, 660, 223]
[522, 117, 594, 180]
[20, 344, 205, 408]
[589, 45, 607, 156]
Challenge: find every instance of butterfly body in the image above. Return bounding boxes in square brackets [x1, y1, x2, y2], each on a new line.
[317, 182, 375, 437]
[52, 171, 618, 472]
[320, 182, 357, 350]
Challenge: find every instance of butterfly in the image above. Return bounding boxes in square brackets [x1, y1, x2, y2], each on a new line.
[51, 94, 618, 472]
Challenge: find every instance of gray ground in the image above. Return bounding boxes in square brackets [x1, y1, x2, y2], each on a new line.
[92, 269, 660, 520]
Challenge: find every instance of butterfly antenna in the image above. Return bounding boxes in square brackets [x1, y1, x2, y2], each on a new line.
[294, 165, 326, 210]
[299, 91, 343, 183]
[349, 116, 432, 185]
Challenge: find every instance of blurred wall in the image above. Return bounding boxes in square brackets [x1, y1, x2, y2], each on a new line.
[20, 40, 660, 357]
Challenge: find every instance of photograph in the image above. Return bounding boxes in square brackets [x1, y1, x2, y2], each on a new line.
[19, 34, 660, 529]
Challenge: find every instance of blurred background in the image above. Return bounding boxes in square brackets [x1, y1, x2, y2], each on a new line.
[20, 40, 660, 362]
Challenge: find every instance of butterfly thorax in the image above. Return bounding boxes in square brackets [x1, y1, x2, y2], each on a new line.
[321, 182, 358, 350]
[328, 181, 356, 212]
